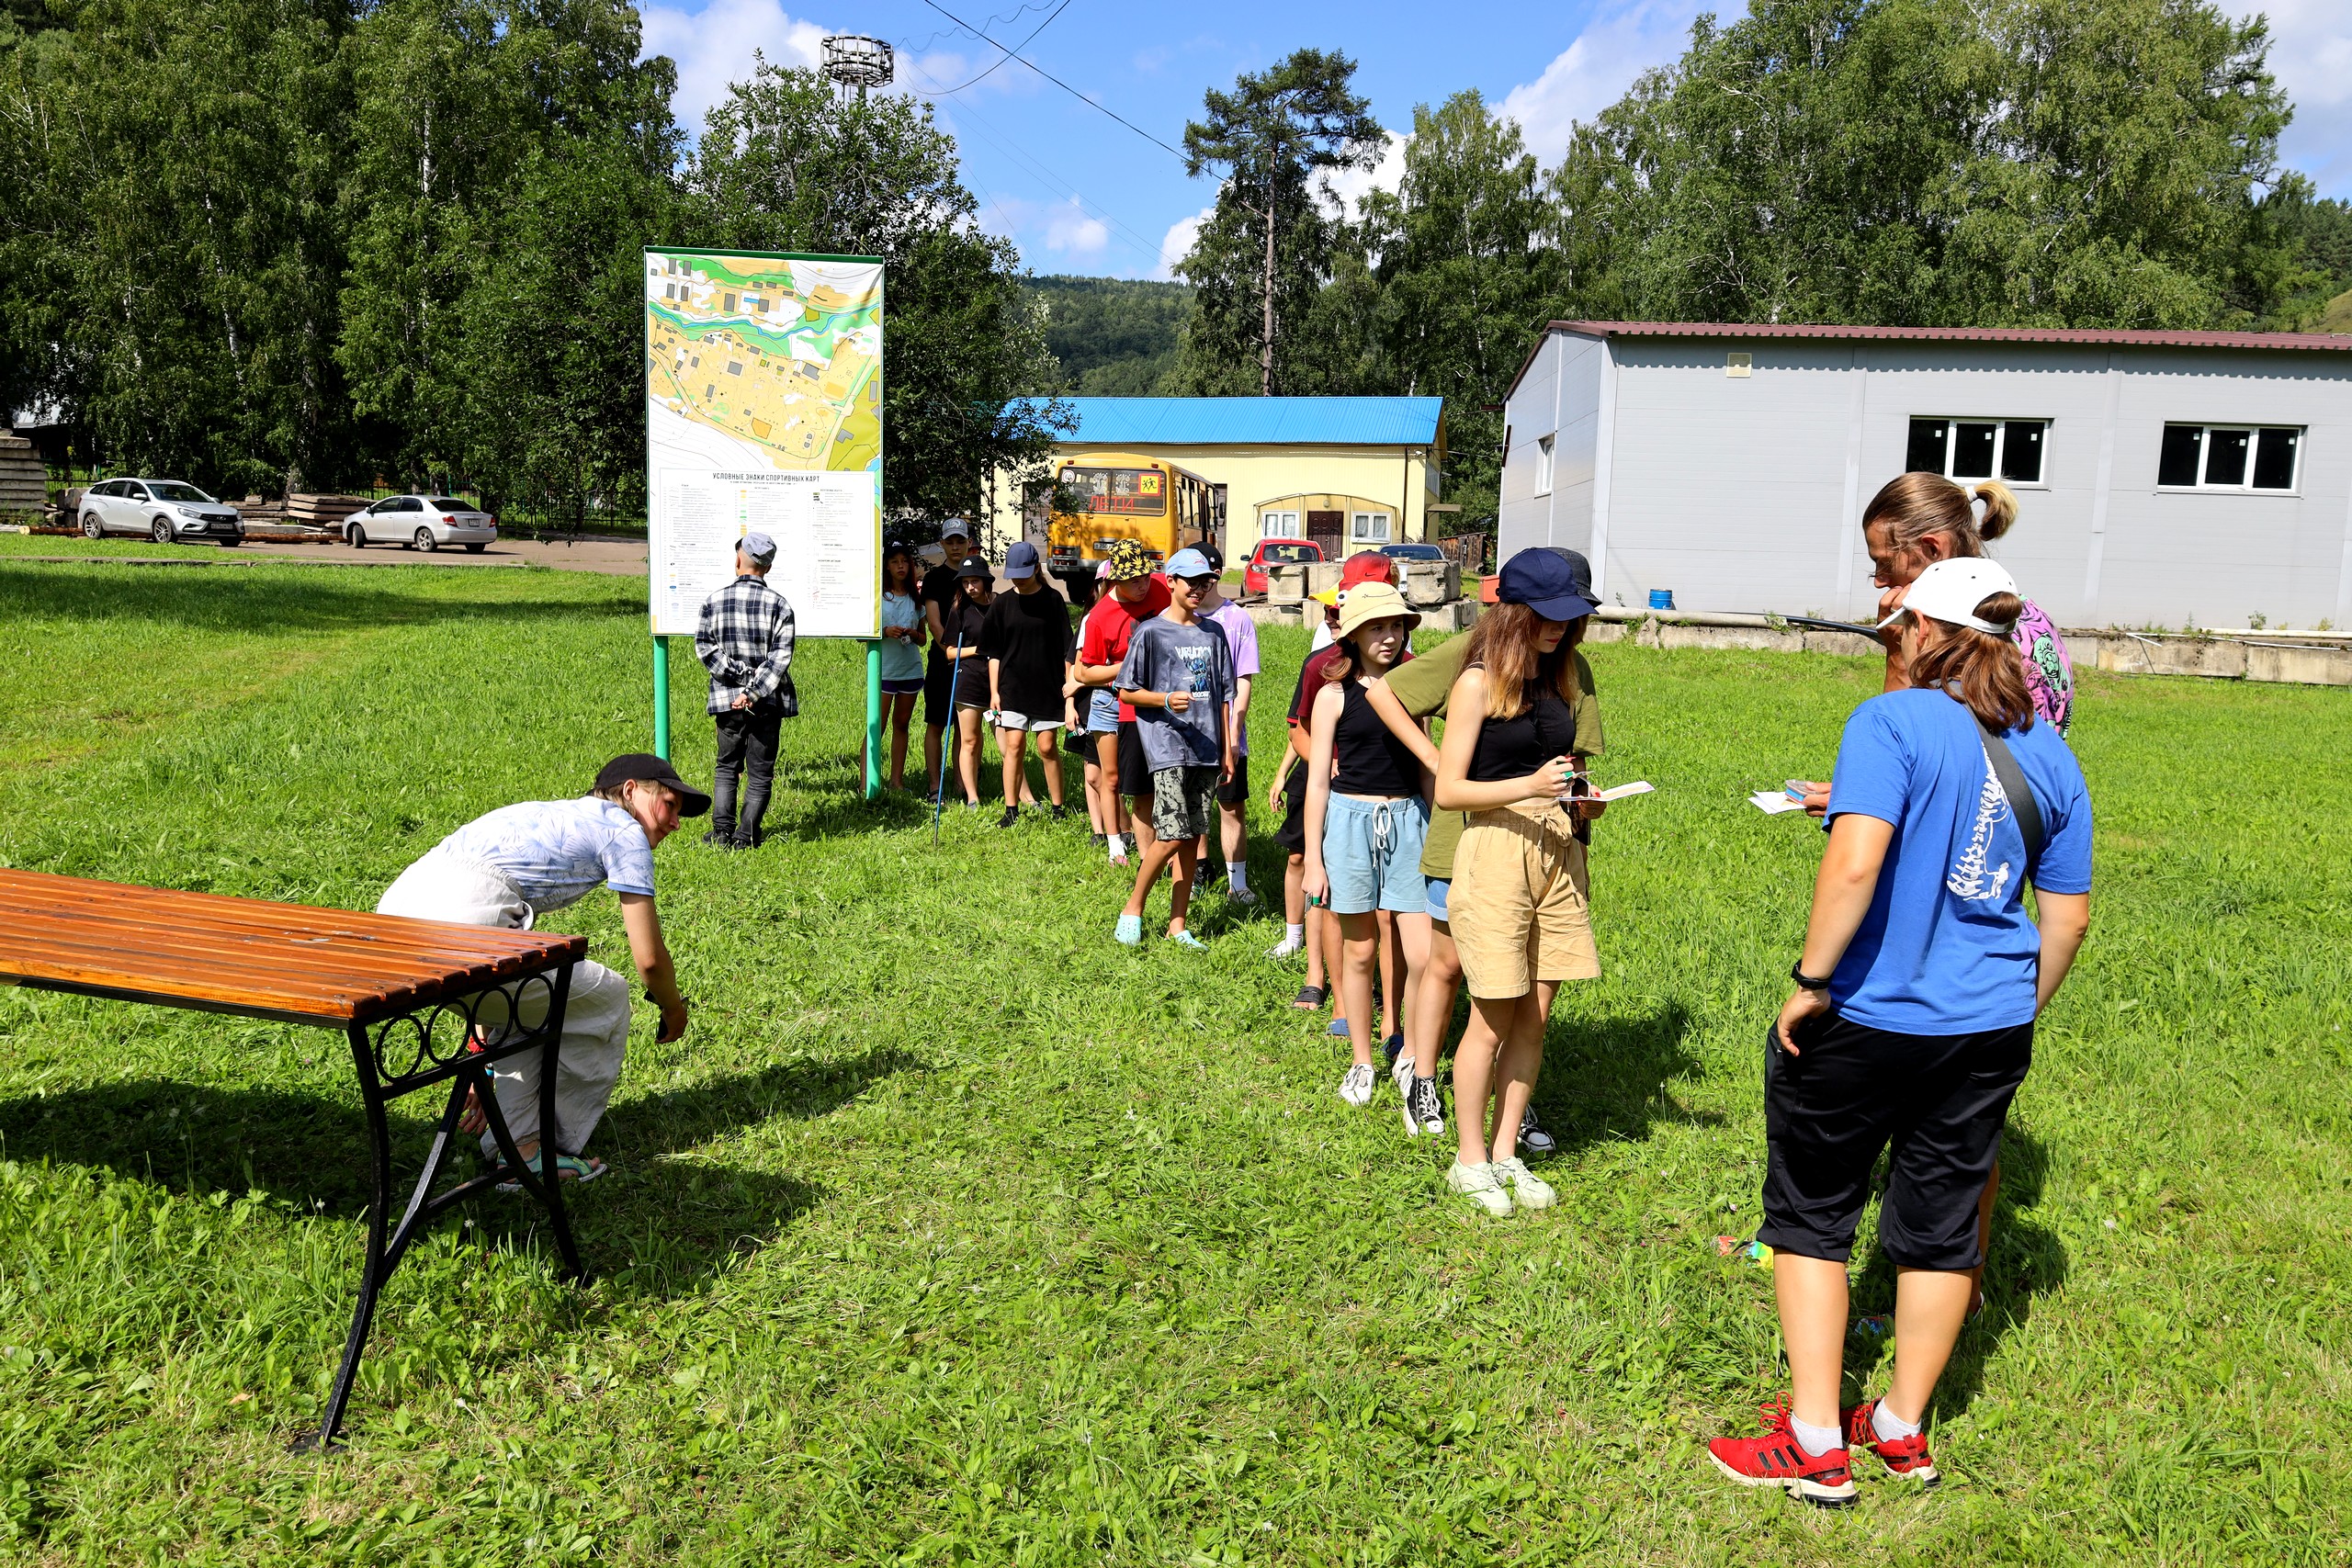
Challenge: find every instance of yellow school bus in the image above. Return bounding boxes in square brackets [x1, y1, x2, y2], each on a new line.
[1040, 452, 1218, 592]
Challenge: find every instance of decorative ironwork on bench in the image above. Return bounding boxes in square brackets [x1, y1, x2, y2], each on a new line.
[365, 971, 561, 1089]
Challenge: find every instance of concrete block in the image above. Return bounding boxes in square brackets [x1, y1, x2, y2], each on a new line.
[1413, 600, 1478, 635]
[1803, 629, 1882, 657]
[2245, 643, 2352, 686]
[1305, 561, 1344, 599]
[1401, 560, 1459, 608]
[1655, 624, 1807, 654]
[1581, 619, 1628, 645]
[2097, 637, 2245, 679]
[1247, 602, 1304, 628]
[1266, 562, 1307, 604]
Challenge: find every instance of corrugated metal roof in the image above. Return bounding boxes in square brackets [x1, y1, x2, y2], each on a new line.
[1506, 319, 2352, 401]
[1547, 320, 2352, 352]
[1014, 396, 1443, 447]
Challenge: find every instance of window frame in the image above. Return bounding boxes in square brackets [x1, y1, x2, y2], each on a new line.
[1350, 512, 1393, 544]
[1532, 434, 1555, 497]
[1258, 509, 1302, 540]
[1905, 416, 2051, 488]
[2154, 423, 2304, 495]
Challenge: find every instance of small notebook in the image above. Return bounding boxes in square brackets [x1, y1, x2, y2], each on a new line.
[1748, 790, 1807, 816]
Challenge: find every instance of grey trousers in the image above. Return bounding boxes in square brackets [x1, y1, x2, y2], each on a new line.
[377, 849, 633, 1157]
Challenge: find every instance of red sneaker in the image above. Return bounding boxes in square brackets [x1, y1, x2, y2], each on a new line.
[1706, 1403, 1858, 1507]
[1844, 1399, 1941, 1486]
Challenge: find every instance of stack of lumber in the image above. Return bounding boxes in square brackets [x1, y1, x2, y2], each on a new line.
[0, 434, 47, 522]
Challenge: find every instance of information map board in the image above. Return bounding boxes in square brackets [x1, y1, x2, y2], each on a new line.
[644, 249, 882, 639]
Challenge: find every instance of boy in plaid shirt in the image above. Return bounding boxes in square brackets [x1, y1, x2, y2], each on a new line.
[694, 530, 797, 849]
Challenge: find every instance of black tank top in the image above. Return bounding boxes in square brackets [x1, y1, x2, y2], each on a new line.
[1466, 677, 1578, 782]
[1331, 679, 1420, 796]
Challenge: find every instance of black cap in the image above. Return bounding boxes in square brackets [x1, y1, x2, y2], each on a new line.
[594, 752, 712, 817]
[1197, 541, 1225, 575]
[956, 556, 991, 580]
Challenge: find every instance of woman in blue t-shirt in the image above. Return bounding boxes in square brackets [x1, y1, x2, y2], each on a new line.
[1709, 558, 2092, 1508]
[877, 541, 927, 792]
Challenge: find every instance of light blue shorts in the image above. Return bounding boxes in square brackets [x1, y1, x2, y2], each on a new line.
[1087, 687, 1120, 735]
[1321, 794, 1430, 917]
[1426, 877, 1451, 921]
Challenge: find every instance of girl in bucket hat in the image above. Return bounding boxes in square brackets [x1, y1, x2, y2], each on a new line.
[1301, 581, 1430, 1109]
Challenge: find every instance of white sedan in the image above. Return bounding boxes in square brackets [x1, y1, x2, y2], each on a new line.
[345, 495, 498, 552]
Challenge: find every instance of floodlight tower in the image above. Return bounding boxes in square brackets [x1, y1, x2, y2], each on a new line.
[821, 35, 893, 101]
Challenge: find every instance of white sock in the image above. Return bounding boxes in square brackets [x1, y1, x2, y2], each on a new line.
[1871, 1400, 1921, 1443]
[1226, 862, 1249, 894]
[1789, 1413, 1842, 1457]
[1107, 837, 1125, 862]
[1285, 921, 1304, 943]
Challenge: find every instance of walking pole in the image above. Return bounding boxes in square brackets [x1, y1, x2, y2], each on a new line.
[932, 652, 961, 846]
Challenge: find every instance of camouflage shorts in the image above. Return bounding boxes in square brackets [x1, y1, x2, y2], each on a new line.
[1150, 765, 1219, 841]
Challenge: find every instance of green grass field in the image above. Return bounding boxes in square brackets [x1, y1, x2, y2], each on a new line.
[2, 558, 2348, 1564]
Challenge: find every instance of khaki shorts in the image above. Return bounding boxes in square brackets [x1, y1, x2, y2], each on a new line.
[1449, 802, 1600, 999]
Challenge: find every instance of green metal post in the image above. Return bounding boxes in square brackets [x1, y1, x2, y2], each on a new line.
[652, 636, 672, 760]
[864, 639, 883, 798]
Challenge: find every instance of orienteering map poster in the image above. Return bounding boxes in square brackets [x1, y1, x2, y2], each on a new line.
[645, 249, 882, 638]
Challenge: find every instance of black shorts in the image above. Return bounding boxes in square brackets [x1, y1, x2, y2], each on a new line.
[1757, 1011, 2032, 1271]
[923, 656, 956, 728]
[1272, 764, 1309, 855]
[1115, 720, 1151, 798]
[1215, 752, 1250, 807]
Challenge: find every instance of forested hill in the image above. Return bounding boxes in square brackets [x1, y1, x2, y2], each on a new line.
[1023, 276, 1193, 395]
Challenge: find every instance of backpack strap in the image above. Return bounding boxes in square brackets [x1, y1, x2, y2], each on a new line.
[1975, 718, 2047, 872]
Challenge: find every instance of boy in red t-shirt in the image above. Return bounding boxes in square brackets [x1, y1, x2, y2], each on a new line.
[1073, 540, 1172, 864]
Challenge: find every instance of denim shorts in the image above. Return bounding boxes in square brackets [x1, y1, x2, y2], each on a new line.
[1426, 876, 1451, 921]
[1320, 793, 1430, 917]
[1086, 687, 1120, 735]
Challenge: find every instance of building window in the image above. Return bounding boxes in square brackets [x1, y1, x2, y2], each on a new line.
[1906, 418, 2046, 484]
[1351, 512, 1392, 544]
[2157, 423, 2301, 492]
[1259, 510, 1302, 539]
[1533, 434, 1555, 496]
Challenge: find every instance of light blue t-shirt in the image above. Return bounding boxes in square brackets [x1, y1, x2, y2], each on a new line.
[879, 591, 923, 682]
[1824, 690, 2092, 1033]
[437, 796, 657, 913]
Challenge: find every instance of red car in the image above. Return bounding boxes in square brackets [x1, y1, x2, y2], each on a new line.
[1243, 537, 1325, 595]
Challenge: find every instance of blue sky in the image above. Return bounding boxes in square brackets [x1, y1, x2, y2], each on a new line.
[639, 0, 2352, 282]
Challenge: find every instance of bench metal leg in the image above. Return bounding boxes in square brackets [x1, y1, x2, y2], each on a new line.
[298, 961, 587, 1452]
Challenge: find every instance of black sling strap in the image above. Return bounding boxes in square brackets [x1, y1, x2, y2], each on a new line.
[1975, 718, 2046, 872]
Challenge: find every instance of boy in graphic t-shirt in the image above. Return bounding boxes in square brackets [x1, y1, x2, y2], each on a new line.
[1112, 547, 1235, 948]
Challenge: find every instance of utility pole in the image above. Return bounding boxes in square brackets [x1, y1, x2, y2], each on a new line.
[821, 35, 893, 102]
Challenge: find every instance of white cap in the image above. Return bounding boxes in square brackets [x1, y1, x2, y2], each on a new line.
[940, 520, 972, 541]
[1879, 557, 2020, 636]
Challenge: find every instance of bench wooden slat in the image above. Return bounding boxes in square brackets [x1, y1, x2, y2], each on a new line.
[0, 869, 585, 1025]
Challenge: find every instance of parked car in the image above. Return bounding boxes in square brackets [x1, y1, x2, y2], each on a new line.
[77, 478, 244, 546]
[1243, 537, 1325, 595]
[1381, 542, 1446, 563]
[345, 495, 497, 552]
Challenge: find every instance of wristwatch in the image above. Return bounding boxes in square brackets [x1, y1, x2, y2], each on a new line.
[1790, 961, 1834, 991]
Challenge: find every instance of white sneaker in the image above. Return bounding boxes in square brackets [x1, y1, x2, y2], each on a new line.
[1225, 886, 1261, 908]
[1492, 1156, 1555, 1210]
[1446, 1160, 1512, 1216]
[1266, 933, 1304, 958]
[1337, 1063, 1376, 1106]
[1389, 1051, 1415, 1104]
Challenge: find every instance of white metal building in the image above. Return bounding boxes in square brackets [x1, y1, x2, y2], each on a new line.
[1498, 321, 2352, 629]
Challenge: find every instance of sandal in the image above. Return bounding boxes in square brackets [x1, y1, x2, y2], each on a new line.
[1292, 985, 1327, 1010]
[495, 1151, 606, 1194]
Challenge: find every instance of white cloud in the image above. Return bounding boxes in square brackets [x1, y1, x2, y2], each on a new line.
[2223, 0, 2352, 197]
[639, 0, 827, 133]
[1043, 197, 1110, 258]
[1155, 203, 1215, 281]
[1319, 130, 1407, 220]
[1498, 0, 1730, 164]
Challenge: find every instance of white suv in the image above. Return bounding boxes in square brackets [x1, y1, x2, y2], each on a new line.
[78, 479, 246, 546]
[345, 495, 498, 553]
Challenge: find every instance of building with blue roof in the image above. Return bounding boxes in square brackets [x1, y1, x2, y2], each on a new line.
[988, 396, 1448, 572]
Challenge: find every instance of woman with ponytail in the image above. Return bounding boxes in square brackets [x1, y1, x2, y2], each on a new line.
[1710, 558, 2092, 1506]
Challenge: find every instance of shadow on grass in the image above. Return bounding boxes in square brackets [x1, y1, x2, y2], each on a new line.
[1842, 1124, 2067, 1419]
[0, 1045, 921, 1295]
[0, 562, 634, 633]
[1535, 999, 1715, 1156]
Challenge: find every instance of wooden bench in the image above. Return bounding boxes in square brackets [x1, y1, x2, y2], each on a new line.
[0, 867, 592, 1450]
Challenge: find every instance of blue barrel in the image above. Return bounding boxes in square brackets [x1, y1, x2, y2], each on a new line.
[1648, 589, 1677, 611]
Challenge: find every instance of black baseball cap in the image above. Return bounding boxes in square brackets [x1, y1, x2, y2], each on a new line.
[594, 752, 712, 816]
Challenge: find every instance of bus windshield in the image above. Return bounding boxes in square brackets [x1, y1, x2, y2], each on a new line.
[1062, 467, 1165, 516]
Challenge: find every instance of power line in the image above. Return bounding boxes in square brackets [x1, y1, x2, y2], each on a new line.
[899, 0, 1063, 59]
[905, 0, 1076, 95]
[906, 0, 1189, 163]
[939, 92, 1170, 268]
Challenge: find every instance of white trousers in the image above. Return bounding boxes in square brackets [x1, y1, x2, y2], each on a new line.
[377, 849, 632, 1157]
